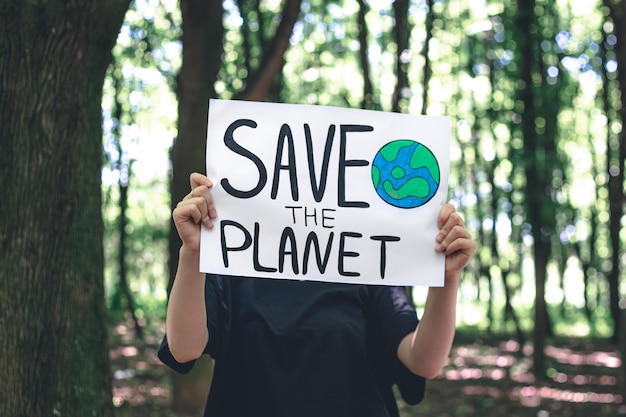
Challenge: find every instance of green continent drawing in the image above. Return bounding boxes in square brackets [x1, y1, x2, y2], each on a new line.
[371, 140, 440, 208]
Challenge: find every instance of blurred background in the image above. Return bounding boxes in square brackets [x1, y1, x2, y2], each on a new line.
[102, 0, 624, 416]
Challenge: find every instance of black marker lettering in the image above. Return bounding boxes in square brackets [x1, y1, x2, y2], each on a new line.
[285, 206, 302, 224]
[221, 119, 267, 198]
[321, 209, 335, 228]
[302, 231, 334, 274]
[271, 124, 299, 201]
[254, 222, 277, 272]
[338, 231, 362, 277]
[370, 235, 401, 279]
[305, 123, 335, 202]
[338, 124, 372, 208]
[278, 227, 299, 274]
[304, 206, 318, 227]
[220, 220, 252, 267]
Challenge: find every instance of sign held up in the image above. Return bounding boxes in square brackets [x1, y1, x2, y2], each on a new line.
[200, 99, 451, 286]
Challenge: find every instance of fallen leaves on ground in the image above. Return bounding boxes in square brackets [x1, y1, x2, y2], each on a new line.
[109, 319, 624, 417]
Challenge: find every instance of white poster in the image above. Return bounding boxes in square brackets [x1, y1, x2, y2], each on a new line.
[200, 99, 450, 286]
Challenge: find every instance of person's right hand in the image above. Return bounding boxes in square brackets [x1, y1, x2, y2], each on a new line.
[173, 173, 217, 252]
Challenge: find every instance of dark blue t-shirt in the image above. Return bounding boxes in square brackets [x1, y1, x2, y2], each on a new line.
[158, 275, 425, 417]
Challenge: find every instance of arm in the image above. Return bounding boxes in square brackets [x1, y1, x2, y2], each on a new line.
[165, 173, 218, 363]
[397, 203, 476, 379]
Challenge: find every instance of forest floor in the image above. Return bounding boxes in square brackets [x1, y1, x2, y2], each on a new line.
[109, 318, 624, 417]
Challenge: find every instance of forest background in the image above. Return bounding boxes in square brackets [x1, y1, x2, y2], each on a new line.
[1, 0, 626, 416]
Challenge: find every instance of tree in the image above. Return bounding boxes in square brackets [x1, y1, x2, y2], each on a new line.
[603, 0, 626, 396]
[514, 0, 560, 378]
[356, 0, 376, 110]
[391, 0, 411, 113]
[419, 0, 435, 115]
[0, 1, 130, 415]
[604, 0, 626, 345]
[167, 0, 303, 411]
[236, 0, 303, 101]
[102, 0, 181, 334]
[167, 0, 224, 412]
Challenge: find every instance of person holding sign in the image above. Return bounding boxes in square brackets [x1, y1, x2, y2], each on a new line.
[159, 172, 475, 417]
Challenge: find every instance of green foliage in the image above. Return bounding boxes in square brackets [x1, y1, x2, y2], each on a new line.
[105, 0, 623, 342]
[102, 0, 181, 317]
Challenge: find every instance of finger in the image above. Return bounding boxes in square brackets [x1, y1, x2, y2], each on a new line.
[190, 172, 212, 190]
[191, 186, 217, 222]
[436, 211, 465, 243]
[172, 204, 203, 250]
[435, 229, 459, 253]
[191, 196, 216, 228]
[188, 173, 217, 222]
[443, 234, 476, 257]
[436, 223, 471, 253]
[183, 185, 208, 199]
[174, 200, 203, 225]
[437, 203, 456, 229]
[189, 185, 211, 199]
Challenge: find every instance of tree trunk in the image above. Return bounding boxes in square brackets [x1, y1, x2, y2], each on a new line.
[111, 73, 142, 338]
[502, 270, 526, 345]
[118, 168, 143, 340]
[605, 0, 626, 345]
[356, 0, 376, 110]
[604, 0, 626, 396]
[420, 0, 435, 115]
[515, 0, 552, 378]
[168, 0, 224, 413]
[531, 243, 549, 376]
[169, 0, 224, 294]
[392, 0, 410, 113]
[0, 1, 130, 416]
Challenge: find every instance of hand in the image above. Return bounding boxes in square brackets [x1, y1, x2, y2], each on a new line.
[172, 173, 217, 252]
[435, 203, 476, 284]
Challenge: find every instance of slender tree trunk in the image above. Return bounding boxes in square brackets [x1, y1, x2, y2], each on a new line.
[169, 0, 224, 295]
[118, 166, 143, 340]
[515, 0, 551, 378]
[531, 244, 549, 375]
[236, 0, 256, 79]
[111, 74, 142, 338]
[502, 270, 526, 345]
[604, 0, 626, 396]
[0, 1, 130, 415]
[356, 0, 376, 110]
[536, 3, 561, 341]
[169, 0, 303, 410]
[168, 0, 224, 413]
[605, 0, 626, 345]
[420, 0, 435, 115]
[392, 0, 410, 113]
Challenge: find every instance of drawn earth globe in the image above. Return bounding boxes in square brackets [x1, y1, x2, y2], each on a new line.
[371, 139, 440, 209]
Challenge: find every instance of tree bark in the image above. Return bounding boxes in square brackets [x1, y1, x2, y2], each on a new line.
[356, 0, 376, 110]
[515, 0, 552, 378]
[604, 0, 626, 397]
[169, 0, 224, 294]
[604, 0, 626, 345]
[0, 1, 130, 415]
[420, 0, 435, 115]
[168, 0, 224, 413]
[392, 0, 410, 113]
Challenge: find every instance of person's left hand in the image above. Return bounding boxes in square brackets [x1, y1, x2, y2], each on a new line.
[435, 203, 476, 284]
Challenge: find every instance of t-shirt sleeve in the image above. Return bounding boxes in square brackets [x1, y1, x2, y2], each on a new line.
[369, 285, 426, 405]
[157, 274, 224, 374]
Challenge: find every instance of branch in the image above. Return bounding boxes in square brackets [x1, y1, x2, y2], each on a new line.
[238, 0, 302, 101]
